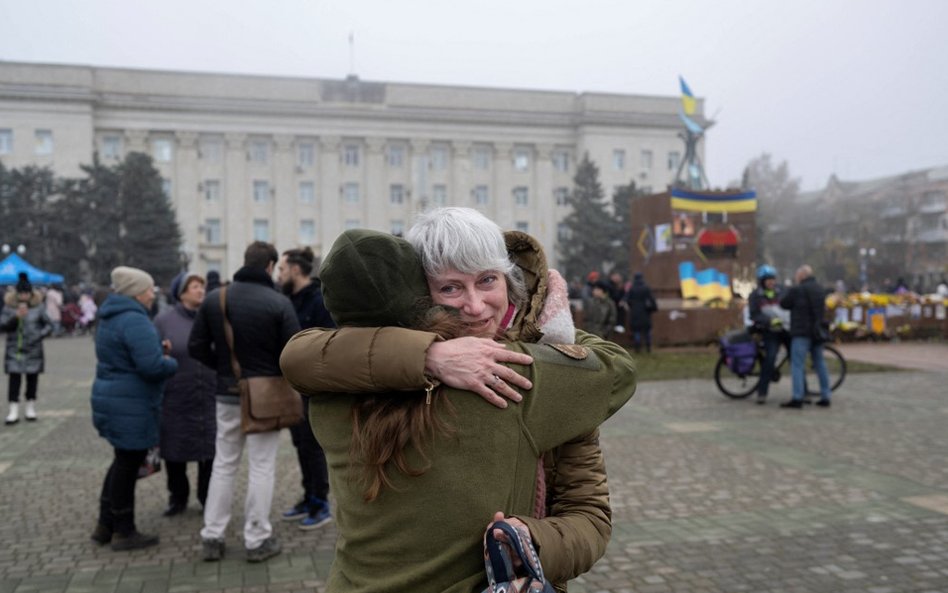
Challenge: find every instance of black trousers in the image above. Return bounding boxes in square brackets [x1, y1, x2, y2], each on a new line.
[98, 448, 148, 535]
[289, 398, 329, 500]
[8, 373, 38, 402]
[165, 459, 213, 507]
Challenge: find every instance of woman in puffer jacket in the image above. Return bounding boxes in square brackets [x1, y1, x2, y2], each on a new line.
[90, 266, 177, 552]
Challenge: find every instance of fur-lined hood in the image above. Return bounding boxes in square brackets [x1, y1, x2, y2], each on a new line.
[4, 288, 43, 308]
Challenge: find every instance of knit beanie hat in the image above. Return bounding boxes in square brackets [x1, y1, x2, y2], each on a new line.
[319, 229, 429, 328]
[111, 266, 154, 297]
[15, 272, 32, 294]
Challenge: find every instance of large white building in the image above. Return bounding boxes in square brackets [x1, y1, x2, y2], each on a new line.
[0, 61, 703, 277]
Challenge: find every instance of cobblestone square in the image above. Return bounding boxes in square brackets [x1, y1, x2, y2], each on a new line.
[1, 338, 947, 592]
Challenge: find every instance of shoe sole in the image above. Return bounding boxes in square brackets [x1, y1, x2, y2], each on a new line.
[246, 549, 281, 562]
[298, 516, 333, 531]
[281, 512, 308, 521]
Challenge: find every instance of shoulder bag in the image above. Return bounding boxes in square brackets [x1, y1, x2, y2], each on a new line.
[219, 287, 303, 433]
[481, 520, 555, 593]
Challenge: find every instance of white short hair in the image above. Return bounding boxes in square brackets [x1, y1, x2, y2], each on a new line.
[406, 207, 514, 278]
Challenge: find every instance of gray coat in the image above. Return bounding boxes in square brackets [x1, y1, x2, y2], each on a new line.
[1, 290, 52, 375]
[154, 303, 217, 462]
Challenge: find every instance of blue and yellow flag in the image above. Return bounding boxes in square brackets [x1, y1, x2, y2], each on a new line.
[671, 188, 757, 214]
[679, 76, 696, 116]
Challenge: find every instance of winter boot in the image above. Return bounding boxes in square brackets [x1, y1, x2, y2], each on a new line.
[25, 400, 36, 421]
[4, 403, 18, 425]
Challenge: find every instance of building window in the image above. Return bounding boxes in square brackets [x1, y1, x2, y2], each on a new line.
[474, 185, 489, 206]
[388, 144, 405, 167]
[249, 139, 269, 164]
[101, 135, 122, 160]
[343, 144, 360, 167]
[430, 145, 448, 170]
[253, 219, 270, 242]
[204, 218, 222, 244]
[557, 223, 572, 242]
[204, 179, 221, 202]
[299, 181, 315, 204]
[299, 219, 315, 244]
[515, 221, 529, 233]
[343, 182, 360, 204]
[200, 138, 223, 162]
[391, 219, 404, 236]
[298, 142, 315, 167]
[552, 150, 570, 172]
[0, 129, 11, 155]
[253, 180, 270, 203]
[432, 184, 447, 206]
[554, 187, 569, 206]
[344, 218, 361, 230]
[513, 186, 529, 207]
[513, 148, 530, 172]
[473, 146, 491, 170]
[205, 259, 222, 273]
[35, 129, 54, 156]
[152, 138, 173, 162]
[161, 178, 173, 198]
[667, 151, 681, 171]
[390, 184, 405, 205]
[612, 149, 625, 171]
[641, 149, 653, 170]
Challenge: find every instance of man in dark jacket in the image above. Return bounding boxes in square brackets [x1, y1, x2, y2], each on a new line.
[625, 273, 657, 353]
[276, 247, 335, 530]
[778, 264, 831, 409]
[189, 242, 301, 562]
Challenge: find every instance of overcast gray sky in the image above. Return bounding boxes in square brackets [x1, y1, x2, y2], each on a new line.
[2, 0, 946, 190]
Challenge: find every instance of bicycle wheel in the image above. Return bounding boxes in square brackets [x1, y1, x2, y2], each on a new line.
[714, 354, 762, 399]
[804, 344, 847, 395]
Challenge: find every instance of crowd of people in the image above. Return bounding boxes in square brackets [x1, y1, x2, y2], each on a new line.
[0, 207, 640, 593]
[1, 205, 853, 589]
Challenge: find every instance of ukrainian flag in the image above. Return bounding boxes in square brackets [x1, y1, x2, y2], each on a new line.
[679, 261, 698, 299]
[696, 268, 718, 302]
[679, 76, 697, 116]
[671, 188, 757, 214]
[717, 271, 733, 303]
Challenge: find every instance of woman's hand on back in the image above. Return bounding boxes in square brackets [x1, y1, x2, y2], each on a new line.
[425, 337, 533, 408]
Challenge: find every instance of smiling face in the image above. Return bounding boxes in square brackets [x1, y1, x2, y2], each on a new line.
[427, 268, 510, 338]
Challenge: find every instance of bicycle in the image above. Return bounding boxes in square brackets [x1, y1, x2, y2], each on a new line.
[714, 333, 847, 399]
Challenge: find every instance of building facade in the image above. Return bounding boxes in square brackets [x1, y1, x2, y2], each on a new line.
[765, 168, 948, 292]
[0, 61, 700, 277]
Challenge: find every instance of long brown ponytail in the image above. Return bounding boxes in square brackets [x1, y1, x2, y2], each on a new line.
[349, 306, 466, 502]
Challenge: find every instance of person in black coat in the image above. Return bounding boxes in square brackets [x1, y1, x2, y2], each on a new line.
[275, 247, 336, 530]
[778, 265, 831, 408]
[625, 273, 657, 353]
[153, 274, 217, 516]
[188, 242, 300, 562]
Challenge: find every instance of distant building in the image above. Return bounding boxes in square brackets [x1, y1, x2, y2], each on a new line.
[765, 167, 948, 292]
[0, 61, 702, 277]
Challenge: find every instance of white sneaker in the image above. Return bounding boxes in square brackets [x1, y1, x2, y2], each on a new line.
[25, 401, 36, 421]
[5, 403, 19, 425]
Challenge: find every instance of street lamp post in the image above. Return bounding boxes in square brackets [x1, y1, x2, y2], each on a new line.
[859, 246, 876, 291]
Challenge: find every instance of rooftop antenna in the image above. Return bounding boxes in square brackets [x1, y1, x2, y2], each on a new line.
[348, 31, 356, 78]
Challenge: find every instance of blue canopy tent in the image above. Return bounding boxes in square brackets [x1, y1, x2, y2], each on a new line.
[0, 254, 64, 286]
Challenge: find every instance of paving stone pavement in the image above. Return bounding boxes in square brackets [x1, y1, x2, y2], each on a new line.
[1, 338, 947, 593]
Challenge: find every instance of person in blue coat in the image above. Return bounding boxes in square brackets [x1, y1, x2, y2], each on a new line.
[90, 266, 178, 551]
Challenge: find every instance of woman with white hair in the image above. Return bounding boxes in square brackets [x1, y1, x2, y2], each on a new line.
[282, 208, 624, 590]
